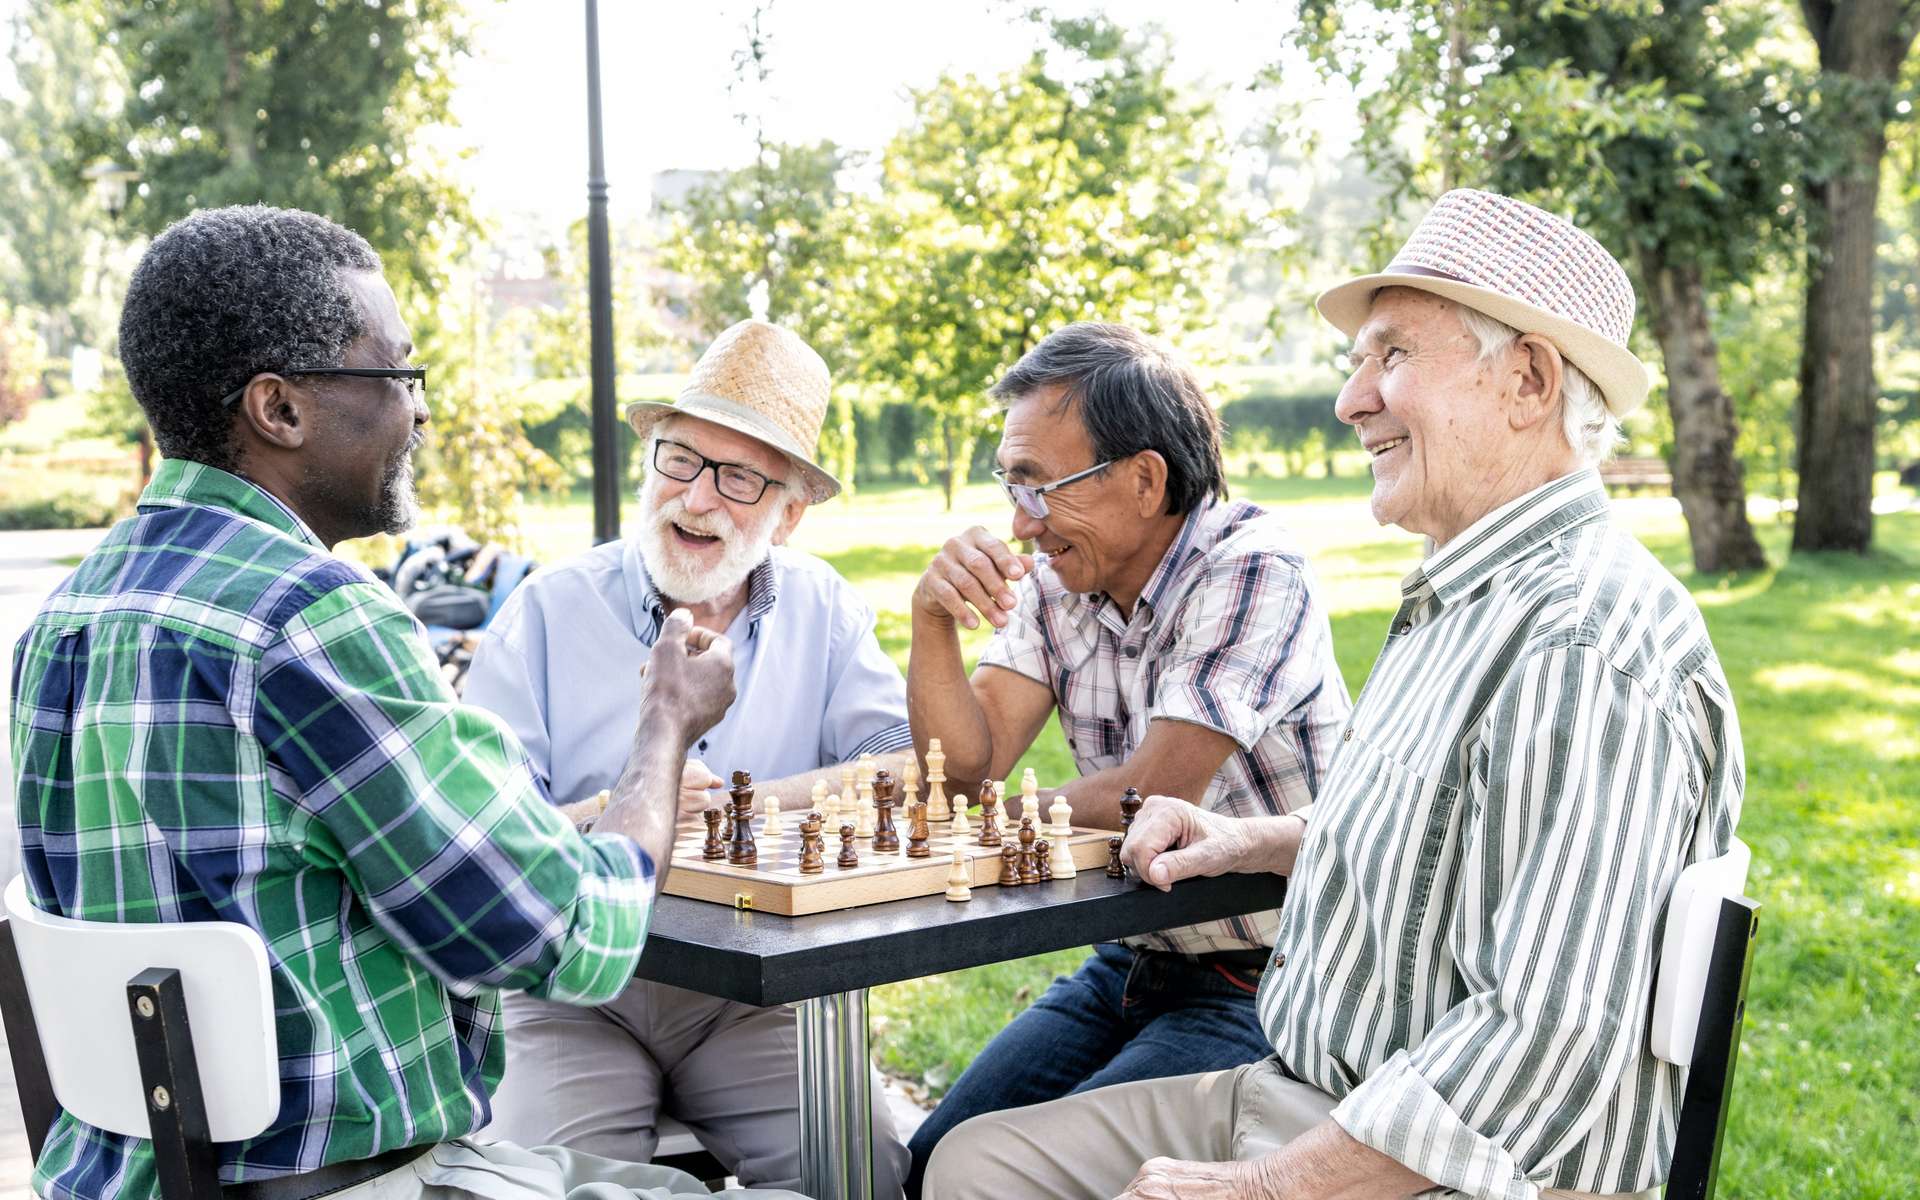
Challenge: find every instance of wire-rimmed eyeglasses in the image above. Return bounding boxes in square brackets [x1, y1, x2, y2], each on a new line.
[992, 460, 1115, 521]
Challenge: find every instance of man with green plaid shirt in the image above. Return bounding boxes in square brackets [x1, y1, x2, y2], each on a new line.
[9, 207, 803, 1200]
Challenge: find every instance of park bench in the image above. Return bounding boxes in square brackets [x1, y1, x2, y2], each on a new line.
[1600, 454, 1674, 494]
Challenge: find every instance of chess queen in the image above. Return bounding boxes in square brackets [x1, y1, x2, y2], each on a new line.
[463, 320, 914, 1194]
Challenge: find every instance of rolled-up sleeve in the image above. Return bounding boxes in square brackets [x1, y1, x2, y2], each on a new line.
[1332, 645, 1706, 1198]
[252, 582, 652, 1007]
[1149, 549, 1325, 752]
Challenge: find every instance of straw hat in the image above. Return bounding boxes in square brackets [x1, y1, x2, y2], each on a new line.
[1316, 189, 1650, 417]
[625, 320, 841, 502]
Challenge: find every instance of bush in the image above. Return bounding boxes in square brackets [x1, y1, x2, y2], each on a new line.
[0, 490, 121, 531]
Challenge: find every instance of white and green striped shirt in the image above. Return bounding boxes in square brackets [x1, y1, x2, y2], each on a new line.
[1256, 469, 1743, 1199]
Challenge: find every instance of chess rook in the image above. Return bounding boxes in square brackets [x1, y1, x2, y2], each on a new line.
[799, 813, 824, 874]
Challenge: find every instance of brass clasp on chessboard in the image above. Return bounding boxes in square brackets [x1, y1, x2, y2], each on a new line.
[734, 892, 755, 910]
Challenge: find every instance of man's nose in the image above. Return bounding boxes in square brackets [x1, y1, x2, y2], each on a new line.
[682, 467, 726, 514]
[1011, 505, 1046, 543]
[1334, 369, 1379, 428]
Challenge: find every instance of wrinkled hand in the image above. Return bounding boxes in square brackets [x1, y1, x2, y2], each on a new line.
[679, 759, 724, 817]
[1114, 1157, 1256, 1199]
[912, 526, 1034, 631]
[1121, 796, 1254, 891]
[640, 609, 736, 747]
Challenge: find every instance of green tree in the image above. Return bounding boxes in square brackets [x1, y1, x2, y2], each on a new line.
[850, 15, 1256, 508]
[1791, 0, 1919, 552]
[1290, 0, 1801, 572]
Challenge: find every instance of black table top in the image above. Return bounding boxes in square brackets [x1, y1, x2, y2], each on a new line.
[633, 869, 1288, 1006]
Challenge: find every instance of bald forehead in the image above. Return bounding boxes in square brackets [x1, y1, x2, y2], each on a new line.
[656, 414, 791, 479]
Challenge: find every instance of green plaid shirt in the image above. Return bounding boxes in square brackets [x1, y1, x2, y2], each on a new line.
[9, 460, 655, 1200]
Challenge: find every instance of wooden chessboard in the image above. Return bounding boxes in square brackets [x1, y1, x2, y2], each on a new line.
[662, 815, 1121, 916]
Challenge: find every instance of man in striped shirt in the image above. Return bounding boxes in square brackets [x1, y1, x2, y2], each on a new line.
[9, 207, 798, 1200]
[922, 192, 1744, 1200]
[904, 323, 1352, 1196]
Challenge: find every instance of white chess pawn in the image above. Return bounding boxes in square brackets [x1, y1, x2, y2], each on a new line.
[764, 792, 784, 837]
[855, 779, 876, 839]
[822, 791, 841, 829]
[944, 843, 973, 902]
[948, 793, 970, 837]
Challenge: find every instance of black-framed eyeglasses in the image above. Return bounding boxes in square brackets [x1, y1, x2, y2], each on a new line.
[651, 437, 786, 505]
[992, 459, 1116, 521]
[220, 367, 428, 408]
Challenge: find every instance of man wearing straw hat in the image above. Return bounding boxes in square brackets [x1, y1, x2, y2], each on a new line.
[465, 320, 913, 1195]
[922, 190, 1744, 1200]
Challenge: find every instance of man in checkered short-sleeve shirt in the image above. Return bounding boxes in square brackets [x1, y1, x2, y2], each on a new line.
[902, 322, 1352, 1196]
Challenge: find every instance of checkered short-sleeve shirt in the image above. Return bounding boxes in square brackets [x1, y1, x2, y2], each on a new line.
[978, 499, 1351, 954]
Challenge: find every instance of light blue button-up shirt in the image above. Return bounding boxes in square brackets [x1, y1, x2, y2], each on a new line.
[463, 538, 913, 806]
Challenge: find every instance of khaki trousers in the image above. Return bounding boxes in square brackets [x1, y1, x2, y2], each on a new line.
[485, 980, 909, 1198]
[920, 1059, 1657, 1200]
[328, 1138, 808, 1199]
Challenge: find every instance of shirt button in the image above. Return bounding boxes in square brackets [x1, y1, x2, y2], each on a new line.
[1395, 621, 1412, 635]
[1343, 728, 1353, 742]
[1272, 952, 1286, 969]
[1123, 645, 1140, 659]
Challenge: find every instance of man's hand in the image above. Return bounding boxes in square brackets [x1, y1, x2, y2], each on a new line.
[1115, 1157, 1264, 1199]
[1121, 795, 1257, 891]
[639, 608, 736, 748]
[680, 759, 724, 817]
[912, 527, 1034, 631]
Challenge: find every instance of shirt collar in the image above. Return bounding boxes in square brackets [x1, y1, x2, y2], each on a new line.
[136, 458, 324, 548]
[1415, 467, 1611, 608]
[623, 540, 781, 642]
[1132, 500, 1222, 618]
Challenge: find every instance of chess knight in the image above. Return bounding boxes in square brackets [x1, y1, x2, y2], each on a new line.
[465, 320, 914, 1195]
[902, 321, 1354, 1194]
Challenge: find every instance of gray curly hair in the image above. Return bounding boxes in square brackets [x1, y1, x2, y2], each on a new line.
[118, 205, 383, 471]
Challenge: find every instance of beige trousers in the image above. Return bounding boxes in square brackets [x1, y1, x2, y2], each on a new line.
[328, 1138, 808, 1199]
[484, 980, 909, 1198]
[920, 1059, 1657, 1200]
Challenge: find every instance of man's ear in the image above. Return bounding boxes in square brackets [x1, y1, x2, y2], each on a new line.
[1508, 334, 1565, 433]
[771, 492, 807, 545]
[1129, 450, 1169, 518]
[236, 374, 307, 451]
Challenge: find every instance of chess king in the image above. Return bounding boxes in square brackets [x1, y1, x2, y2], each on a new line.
[902, 322, 1354, 1195]
[464, 320, 914, 1194]
[925, 193, 1745, 1200]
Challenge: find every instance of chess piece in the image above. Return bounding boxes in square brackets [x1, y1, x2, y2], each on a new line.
[977, 781, 1002, 847]
[858, 755, 878, 798]
[1017, 817, 1039, 885]
[1106, 836, 1126, 878]
[810, 779, 828, 816]
[839, 763, 857, 813]
[906, 802, 931, 858]
[1035, 839, 1053, 882]
[727, 772, 758, 866]
[926, 739, 951, 824]
[822, 790, 841, 829]
[872, 770, 901, 853]
[838, 823, 859, 869]
[1049, 793, 1072, 838]
[945, 844, 972, 902]
[855, 777, 876, 839]
[1119, 787, 1144, 836]
[702, 809, 725, 861]
[763, 791, 783, 838]
[799, 814, 825, 874]
[948, 793, 970, 837]
[1021, 768, 1040, 818]
[1047, 795, 1076, 879]
[902, 754, 921, 809]
[999, 841, 1022, 886]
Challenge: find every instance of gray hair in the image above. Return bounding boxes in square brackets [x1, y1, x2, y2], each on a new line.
[1454, 305, 1621, 464]
[119, 205, 382, 472]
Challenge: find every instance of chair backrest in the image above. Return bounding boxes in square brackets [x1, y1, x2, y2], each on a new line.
[1650, 838, 1750, 1067]
[1, 875, 280, 1143]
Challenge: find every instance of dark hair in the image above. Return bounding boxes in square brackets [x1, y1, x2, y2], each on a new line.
[118, 205, 383, 471]
[991, 322, 1227, 515]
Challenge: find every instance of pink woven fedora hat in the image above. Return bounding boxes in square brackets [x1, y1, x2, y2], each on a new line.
[1316, 189, 1650, 417]
[625, 319, 841, 503]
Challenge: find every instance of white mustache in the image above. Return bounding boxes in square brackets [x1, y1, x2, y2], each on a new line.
[657, 499, 733, 541]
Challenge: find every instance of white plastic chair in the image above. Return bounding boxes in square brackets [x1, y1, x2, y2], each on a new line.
[0, 874, 278, 1198]
[1648, 838, 1759, 1200]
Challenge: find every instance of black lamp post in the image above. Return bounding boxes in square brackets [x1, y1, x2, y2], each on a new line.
[585, 0, 620, 544]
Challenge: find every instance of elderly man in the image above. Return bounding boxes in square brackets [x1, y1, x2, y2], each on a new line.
[903, 322, 1352, 1196]
[8, 206, 787, 1200]
[463, 319, 913, 1196]
[921, 190, 1745, 1200]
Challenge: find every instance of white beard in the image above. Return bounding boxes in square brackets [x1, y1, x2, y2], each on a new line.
[633, 477, 781, 606]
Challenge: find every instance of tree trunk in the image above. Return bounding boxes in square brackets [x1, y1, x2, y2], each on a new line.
[1791, 0, 1919, 552]
[1638, 254, 1768, 572]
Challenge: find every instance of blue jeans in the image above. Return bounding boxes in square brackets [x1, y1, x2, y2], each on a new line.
[904, 943, 1271, 1199]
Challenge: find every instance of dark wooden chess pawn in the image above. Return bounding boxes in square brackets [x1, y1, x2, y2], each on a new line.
[872, 769, 901, 852]
[838, 823, 860, 869]
[1106, 836, 1126, 879]
[1034, 839, 1052, 882]
[906, 802, 931, 858]
[1017, 817, 1039, 884]
[798, 814, 825, 874]
[702, 809, 726, 861]
[999, 841, 1022, 886]
[977, 781, 1002, 847]
[1119, 787, 1144, 838]
[727, 771, 757, 866]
